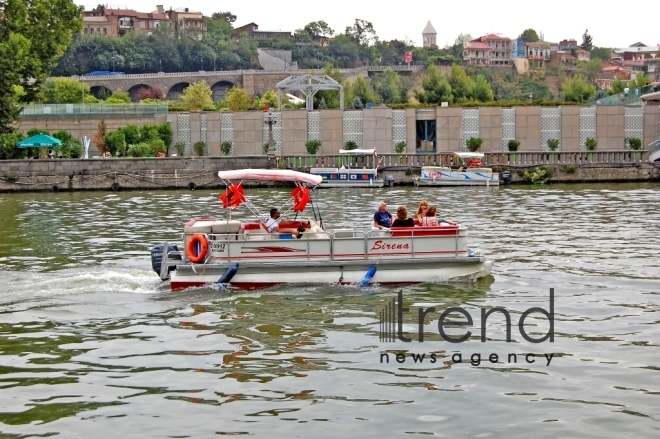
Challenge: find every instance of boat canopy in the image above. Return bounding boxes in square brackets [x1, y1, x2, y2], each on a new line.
[454, 152, 485, 159]
[217, 169, 323, 185]
[339, 149, 376, 155]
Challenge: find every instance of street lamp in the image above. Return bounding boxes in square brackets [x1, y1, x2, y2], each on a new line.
[201, 58, 203, 71]
[159, 59, 162, 72]
[263, 107, 277, 157]
[112, 53, 116, 73]
[213, 53, 216, 71]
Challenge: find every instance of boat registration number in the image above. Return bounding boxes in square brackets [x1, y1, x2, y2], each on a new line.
[210, 243, 226, 253]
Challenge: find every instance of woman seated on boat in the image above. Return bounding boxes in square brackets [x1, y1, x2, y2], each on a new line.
[266, 208, 303, 238]
[416, 200, 429, 222]
[373, 201, 392, 229]
[392, 206, 415, 227]
[420, 206, 439, 226]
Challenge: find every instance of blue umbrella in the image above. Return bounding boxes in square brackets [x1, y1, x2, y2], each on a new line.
[16, 133, 62, 148]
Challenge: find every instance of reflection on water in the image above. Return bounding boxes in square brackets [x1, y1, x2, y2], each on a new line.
[0, 183, 658, 437]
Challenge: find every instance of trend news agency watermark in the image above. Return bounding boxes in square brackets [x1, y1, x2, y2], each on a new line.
[378, 288, 556, 367]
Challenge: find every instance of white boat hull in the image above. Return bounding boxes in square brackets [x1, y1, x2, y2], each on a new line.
[170, 258, 493, 290]
[310, 167, 384, 188]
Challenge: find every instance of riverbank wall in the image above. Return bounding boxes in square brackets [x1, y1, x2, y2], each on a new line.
[0, 157, 657, 193]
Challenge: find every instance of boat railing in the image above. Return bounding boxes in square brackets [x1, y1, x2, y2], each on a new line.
[278, 151, 649, 168]
[197, 225, 464, 262]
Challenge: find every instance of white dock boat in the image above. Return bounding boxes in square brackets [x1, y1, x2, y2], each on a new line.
[414, 152, 500, 186]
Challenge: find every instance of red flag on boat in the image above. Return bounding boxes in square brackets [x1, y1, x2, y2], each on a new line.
[220, 183, 246, 209]
[291, 186, 311, 212]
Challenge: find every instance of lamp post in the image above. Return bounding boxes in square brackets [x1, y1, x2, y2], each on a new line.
[112, 53, 116, 73]
[213, 53, 216, 71]
[263, 107, 277, 157]
[201, 58, 204, 71]
[159, 59, 162, 72]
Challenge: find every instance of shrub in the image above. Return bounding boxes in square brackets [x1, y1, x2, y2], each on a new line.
[466, 137, 483, 152]
[627, 137, 642, 150]
[221, 141, 232, 156]
[136, 86, 164, 101]
[103, 130, 126, 156]
[157, 123, 173, 148]
[585, 137, 597, 151]
[4, 173, 19, 182]
[394, 141, 406, 154]
[152, 139, 166, 156]
[127, 142, 151, 157]
[344, 140, 358, 150]
[563, 165, 577, 174]
[173, 141, 186, 157]
[305, 139, 322, 155]
[522, 166, 552, 184]
[263, 142, 270, 154]
[547, 139, 560, 151]
[193, 141, 207, 157]
[507, 139, 520, 152]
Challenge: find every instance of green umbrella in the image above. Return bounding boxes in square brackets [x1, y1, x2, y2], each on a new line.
[16, 133, 62, 148]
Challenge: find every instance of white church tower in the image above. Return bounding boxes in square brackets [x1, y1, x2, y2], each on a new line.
[422, 21, 437, 48]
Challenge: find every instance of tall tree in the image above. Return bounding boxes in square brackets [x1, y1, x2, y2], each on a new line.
[0, 0, 83, 133]
[451, 33, 472, 58]
[344, 19, 377, 46]
[519, 29, 539, 43]
[581, 29, 593, 52]
[447, 65, 474, 102]
[414, 65, 453, 105]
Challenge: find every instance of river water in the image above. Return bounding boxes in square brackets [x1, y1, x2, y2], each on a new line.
[0, 183, 658, 438]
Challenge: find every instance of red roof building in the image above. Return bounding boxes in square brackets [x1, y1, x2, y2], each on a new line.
[463, 34, 512, 65]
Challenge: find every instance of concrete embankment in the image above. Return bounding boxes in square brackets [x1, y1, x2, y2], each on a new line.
[0, 158, 657, 193]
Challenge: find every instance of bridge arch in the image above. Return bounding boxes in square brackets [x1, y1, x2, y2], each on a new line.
[90, 85, 112, 100]
[167, 82, 190, 101]
[210, 80, 236, 102]
[127, 84, 164, 102]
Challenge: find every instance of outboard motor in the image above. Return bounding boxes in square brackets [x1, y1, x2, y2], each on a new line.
[151, 243, 182, 280]
[500, 171, 512, 185]
[384, 175, 395, 187]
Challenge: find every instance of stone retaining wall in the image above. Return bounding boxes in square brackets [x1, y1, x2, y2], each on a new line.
[0, 158, 656, 193]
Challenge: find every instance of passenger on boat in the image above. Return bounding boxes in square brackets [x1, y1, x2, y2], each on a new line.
[392, 206, 415, 227]
[420, 206, 439, 226]
[416, 200, 429, 222]
[265, 208, 303, 238]
[373, 201, 392, 229]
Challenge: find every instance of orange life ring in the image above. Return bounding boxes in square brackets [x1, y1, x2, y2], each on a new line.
[187, 234, 208, 263]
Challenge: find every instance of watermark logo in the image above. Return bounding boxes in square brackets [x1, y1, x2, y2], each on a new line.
[378, 288, 556, 366]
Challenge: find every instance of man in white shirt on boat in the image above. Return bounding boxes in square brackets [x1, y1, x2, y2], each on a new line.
[265, 208, 303, 238]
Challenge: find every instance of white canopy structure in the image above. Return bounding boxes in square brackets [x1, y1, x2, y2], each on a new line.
[276, 74, 344, 110]
[339, 149, 376, 155]
[218, 169, 323, 185]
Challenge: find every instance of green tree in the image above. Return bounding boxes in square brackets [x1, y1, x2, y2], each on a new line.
[414, 64, 453, 104]
[103, 130, 126, 156]
[182, 81, 214, 110]
[519, 29, 539, 43]
[347, 76, 376, 106]
[314, 63, 344, 108]
[0, 0, 82, 133]
[211, 11, 236, 23]
[583, 58, 604, 82]
[561, 73, 596, 102]
[371, 67, 409, 104]
[298, 21, 334, 39]
[630, 72, 651, 88]
[447, 65, 474, 102]
[224, 86, 252, 111]
[41, 78, 90, 103]
[590, 46, 611, 61]
[0, 130, 26, 159]
[581, 29, 593, 52]
[344, 19, 377, 46]
[611, 76, 625, 94]
[472, 74, 494, 102]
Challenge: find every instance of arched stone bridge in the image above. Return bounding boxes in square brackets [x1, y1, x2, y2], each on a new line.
[67, 65, 421, 102]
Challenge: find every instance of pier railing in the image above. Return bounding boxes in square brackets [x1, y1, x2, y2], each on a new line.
[279, 151, 649, 169]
